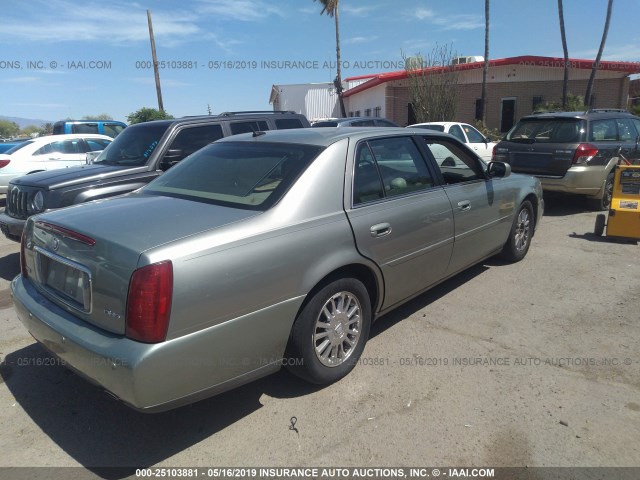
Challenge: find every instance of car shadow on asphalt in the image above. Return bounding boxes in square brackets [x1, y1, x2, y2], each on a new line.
[370, 262, 489, 340]
[0, 342, 320, 477]
[0, 252, 20, 281]
[542, 192, 597, 216]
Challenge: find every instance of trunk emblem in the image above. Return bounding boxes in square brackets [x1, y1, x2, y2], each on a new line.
[104, 309, 122, 320]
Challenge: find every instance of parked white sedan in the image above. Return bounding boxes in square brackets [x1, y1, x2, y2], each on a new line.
[407, 122, 496, 161]
[0, 134, 112, 193]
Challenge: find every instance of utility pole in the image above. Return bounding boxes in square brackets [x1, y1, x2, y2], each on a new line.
[147, 9, 164, 112]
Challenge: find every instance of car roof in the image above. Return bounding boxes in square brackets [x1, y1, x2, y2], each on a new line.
[26, 134, 113, 143]
[522, 110, 639, 121]
[217, 126, 453, 147]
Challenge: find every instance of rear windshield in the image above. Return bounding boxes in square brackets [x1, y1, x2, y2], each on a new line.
[5, 140, 34, 154]
[94, 122, 170, 166]
[144, 141, 324, 211]
[506, 119, 586, 143]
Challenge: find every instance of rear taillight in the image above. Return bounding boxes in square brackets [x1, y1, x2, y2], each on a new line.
[126, 261, 173, 343]
[20, 231, 28, 278]
[491, 144, 497, 161]
[0, 160, 10, 169]
[572, 143, 598, 165]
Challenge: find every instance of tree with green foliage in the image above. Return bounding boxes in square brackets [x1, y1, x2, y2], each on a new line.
[0, 120, 20, 138]
[534, 93, 587, 113]
[126, 107, 174, 124]
[81, 113, 113, 120]
[21, 125, 44, 137]
[404, 44, 460, 123]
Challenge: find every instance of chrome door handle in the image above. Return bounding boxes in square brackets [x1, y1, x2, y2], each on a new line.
[370, 222, 392, 237]
[457, 200, 471, 211]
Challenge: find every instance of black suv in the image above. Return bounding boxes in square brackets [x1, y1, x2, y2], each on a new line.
[0, 111, 310, 241]
[493, 109, 640, 210]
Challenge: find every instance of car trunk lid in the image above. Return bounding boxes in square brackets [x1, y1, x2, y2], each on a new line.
[497, 118, 586, 177]
[24, 193, 260, 335]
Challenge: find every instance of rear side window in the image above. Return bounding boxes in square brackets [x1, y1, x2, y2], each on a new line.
[350, 120, 376, 126]
[589, 119, 618, 141]
[506, 119, 585, 143]
[632, 119, 640, 139]
[353, 136, 433, 205]
[412, 125, 445, 132]
[462, 124, 485, 143]
[72, 123, 99, 134]
[230, 121, 269, 135]
[448, 124, 466, 142]
[275, 118, 304, 129]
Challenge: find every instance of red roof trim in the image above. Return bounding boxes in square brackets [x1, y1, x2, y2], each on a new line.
[343, 55, 640, 98]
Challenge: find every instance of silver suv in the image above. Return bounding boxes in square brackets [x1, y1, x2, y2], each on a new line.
[493, 109, 640, 210]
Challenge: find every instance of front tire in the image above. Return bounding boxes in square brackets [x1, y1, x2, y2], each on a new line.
[594, 214, 606, 236]
[500, 200, 534, 262]
[286, 278, 371, 384]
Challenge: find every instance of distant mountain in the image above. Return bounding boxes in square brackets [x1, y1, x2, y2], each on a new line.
[0, 115, 53, 128]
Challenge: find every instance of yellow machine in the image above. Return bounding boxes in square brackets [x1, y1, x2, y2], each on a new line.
[594, 164, 640, 240]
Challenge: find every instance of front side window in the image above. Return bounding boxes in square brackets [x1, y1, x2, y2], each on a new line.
[462, 124, 485, 143]
[163, 124, 225, 167]
[275, 118, 304, 130]
[590, 119, 618, 142]
[230, 121, 269, 135]
[615, 118, 636, 142]
[85, 138, 111, 152]
[103, 124, 125, 138]
[421, 137, 484, 184]
[353, 136, 434, 205]
[144, 142, 323, 210]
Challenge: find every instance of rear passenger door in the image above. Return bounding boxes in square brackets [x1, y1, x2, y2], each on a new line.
[420, 136, 516, 275]
[615, 118, 640, 163]
[345, 135, 454, 309]
[34, 139, 87, 169]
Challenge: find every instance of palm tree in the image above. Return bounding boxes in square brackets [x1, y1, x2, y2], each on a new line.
[585, 0, 613, 107]
[558, 0, 569, 109]
[315, 0, 347, 117]
[480, 0, 489, 124]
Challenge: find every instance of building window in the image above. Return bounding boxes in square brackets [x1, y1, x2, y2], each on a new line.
[532, 95, 544, 111]
[365, 108, 371, 117]
[349, 111, 354, 117]
[355, 110, 361, 117]
[475, 99, 482, 121]
[374, 106, 381, 117]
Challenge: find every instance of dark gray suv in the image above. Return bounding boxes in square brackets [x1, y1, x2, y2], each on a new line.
[493, 109, 640, 210]
[0, 111, 310, 241]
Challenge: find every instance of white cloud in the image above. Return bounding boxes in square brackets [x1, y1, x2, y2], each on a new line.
[195, 0, 284, 21]
[342, 5, 379, 17]
[431, 14, 483, 31]
[413, 8, 434, 20]
[345, 36, 379, 45]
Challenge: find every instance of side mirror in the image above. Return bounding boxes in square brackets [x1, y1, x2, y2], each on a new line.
[487, 161, 511, 178]
[159, 149, 183, 171]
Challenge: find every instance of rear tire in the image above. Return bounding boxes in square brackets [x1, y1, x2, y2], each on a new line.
[286, 278, 371, 385]
[594, 214, 606, 236]
[500, 200, 534, 262]
[590, 172, 614, 211]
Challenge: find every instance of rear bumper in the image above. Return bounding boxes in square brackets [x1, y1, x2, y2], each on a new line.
[537, 165, 608, 197]
[0, 212, 26, 242]
[11, 275, 302, 412]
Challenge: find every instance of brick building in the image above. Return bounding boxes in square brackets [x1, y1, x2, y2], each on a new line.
[342, 55, 640, 131]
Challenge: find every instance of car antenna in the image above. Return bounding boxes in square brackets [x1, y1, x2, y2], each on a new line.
[248, 124, 266, 137]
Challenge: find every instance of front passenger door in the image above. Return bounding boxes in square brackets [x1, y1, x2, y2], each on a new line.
[420, 136, 516, 276]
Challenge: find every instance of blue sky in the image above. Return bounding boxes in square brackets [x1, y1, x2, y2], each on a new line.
[1, 0, 639, 123]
